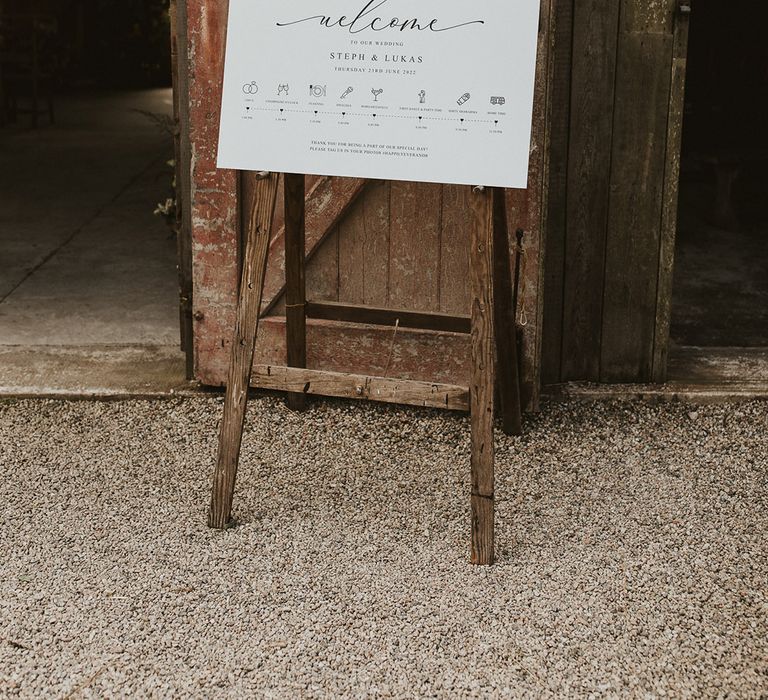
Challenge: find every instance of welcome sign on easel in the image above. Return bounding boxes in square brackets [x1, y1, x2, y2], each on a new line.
[211, 0, 541, 565]
[218, 0, 540, 188]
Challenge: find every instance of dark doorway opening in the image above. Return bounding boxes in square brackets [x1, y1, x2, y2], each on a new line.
[0, 1, 187, 394]
[670, 1, 768, 380]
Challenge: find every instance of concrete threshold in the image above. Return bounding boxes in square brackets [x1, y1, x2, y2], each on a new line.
[544, 381, 768, 404]
[0, 345, 207, 399]
[545, 347, 768, 404]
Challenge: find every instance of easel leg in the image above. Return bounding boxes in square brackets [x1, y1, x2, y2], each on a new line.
[469, 186, 495, 565]
[284, 173, 308, 411]
[492, 188, 523, 436]
[208, 172, 279, 529]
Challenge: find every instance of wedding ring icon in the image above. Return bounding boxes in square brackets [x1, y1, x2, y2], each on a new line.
[242, 82, 259, 95]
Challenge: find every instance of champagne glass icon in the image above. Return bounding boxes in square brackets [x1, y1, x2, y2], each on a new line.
[371, 88, 383, 102]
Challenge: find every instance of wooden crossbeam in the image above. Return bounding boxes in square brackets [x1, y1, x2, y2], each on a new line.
[252, 365, 469, 411]
[305, 301, 470, 334]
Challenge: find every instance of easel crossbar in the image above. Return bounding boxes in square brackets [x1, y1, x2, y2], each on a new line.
[252, 364, 469, 411]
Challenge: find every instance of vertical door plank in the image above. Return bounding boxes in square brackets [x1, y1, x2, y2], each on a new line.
[653, 6, 690, 382]
[514, 0, 555, 411]
[622, 0, 675, 34]
[260, 177, 367, 315]
[338, 180, 391, 306]
[337, 195, 366, 305]
[440, 185, 471, 315]
[170, 0, 195, 377]
[493, 190, 522, 436]
[561, 0, 621, 381]
[601, 28, 674, 381]
[389, 182, 442, 311]
[306, 226, 340, 302]
[541, 0, 574, 385]
[361, 180, 391, 307]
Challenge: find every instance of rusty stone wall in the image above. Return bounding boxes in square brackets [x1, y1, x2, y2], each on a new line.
[187, 0, 239, 385]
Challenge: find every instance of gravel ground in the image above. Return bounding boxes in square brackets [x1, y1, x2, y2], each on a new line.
[1, 396, 766, 698]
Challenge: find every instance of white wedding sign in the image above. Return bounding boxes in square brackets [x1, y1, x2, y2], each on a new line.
[217, 0, 540, 188]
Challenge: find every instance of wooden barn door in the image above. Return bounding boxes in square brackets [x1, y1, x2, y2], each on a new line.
[186, 0, 556, 411]
[543, 0, 690, 384]
[240, 175, 548, 410]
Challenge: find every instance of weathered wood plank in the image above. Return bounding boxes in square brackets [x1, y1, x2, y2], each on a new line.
[561, 0, 621, 381]
[305, 225, 340, 302]
[251, 317, 473, 385]
[492, 189, 522, 436]
[622, 0, 675, 34]
[261, 176, 366, 313]
[389, 182, 442, 311]
[541, 0, 574, 386]
[545, 378, 768, 404]
[338, 180, 390, 307]
[209, 172, 279, 529]
[513, 0, 556, 411]
[170, 0, 194, 378]
[469, 187, 495, 566]
[601, 30, 674, 381]
[337, 194, 365, 305]
[240, 172, 284, 271]
[652, 6, 690, 382]
[503, 188, 530, 407]
[193, 316, 473, 390]
[440, 186, 471, 315]
[305, 301, 470, 334]
[284, 173, 307, 410]
[361, 180, 392, 307]
[252, 365, 469, 411]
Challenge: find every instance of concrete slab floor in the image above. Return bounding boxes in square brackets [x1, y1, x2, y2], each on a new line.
[671, 175, 768, 348]
[0, 90, 187, 395]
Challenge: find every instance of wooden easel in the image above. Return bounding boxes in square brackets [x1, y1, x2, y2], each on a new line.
[208, 172, 522, 565]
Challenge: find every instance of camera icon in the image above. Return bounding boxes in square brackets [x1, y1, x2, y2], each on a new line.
[309, 84, 327, 98]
